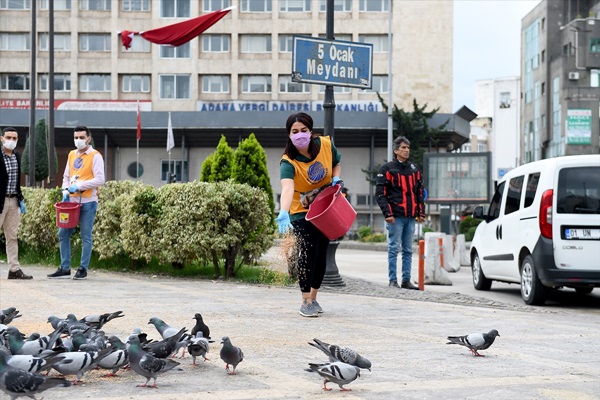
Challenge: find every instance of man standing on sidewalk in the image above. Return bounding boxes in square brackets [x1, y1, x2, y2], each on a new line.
[1, 127, 32, 280]
[48, 126, 105, 280]
[376, 136, 425, 290]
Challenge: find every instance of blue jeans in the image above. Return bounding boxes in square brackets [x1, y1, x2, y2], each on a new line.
[59, 201, 98, 271]
[386, 216, 415, 283]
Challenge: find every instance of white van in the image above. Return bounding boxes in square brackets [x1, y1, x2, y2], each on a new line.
[470, 155, 600, 305]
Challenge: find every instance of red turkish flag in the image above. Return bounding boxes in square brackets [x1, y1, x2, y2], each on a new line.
[121, 7, 232, 50]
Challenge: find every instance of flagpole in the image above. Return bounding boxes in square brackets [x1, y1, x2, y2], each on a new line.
[136, 100, 141, 179]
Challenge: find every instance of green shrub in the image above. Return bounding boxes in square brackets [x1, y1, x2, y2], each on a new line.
[466, 226, 478, 241]
[20, 187, 61, 251]
[459, 216, 482, 235]
[357, 226, 372, 240]
[363, 233, 386, 243]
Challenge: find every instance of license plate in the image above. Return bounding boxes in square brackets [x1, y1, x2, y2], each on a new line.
[564, 228, 600, 240]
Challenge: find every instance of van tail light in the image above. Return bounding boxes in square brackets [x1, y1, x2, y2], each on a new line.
[539, 189, 553, 239]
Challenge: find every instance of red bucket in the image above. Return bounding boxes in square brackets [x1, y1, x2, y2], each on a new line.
[54, 201, 81, 229]
[305, 184, 357, 240]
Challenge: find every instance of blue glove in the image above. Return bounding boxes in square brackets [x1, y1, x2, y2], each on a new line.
[62, 193, 70, 202]
[19, 200, 26, 214]
[275, 210, 293, 234]
[68, 184, 79, 193]
[331, 176, 344, 188]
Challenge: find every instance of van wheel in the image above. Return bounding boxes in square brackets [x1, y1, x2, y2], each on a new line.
[520, 255, 550, 305]
[471, 252, 492, 291]
[575, 287, 593, 295]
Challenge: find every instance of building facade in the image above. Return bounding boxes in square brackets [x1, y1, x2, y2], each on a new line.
[521, 0, 600, 161]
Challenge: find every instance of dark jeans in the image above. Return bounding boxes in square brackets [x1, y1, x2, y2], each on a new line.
[292, 218, 330, 293]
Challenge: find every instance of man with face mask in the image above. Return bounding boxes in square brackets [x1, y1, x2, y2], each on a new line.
[1, 127, 31, 280]
[48, 126, 105, 280]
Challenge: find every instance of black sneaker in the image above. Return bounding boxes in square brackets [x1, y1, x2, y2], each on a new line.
[389, 280, 400, 288]
[48, 268, 71, 279]
[73, 267, 87, 280]
[401, 281, 419, 290]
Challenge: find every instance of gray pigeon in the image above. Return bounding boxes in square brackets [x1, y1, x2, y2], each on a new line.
[142, 327, 187, 359]
[1, 348, 65, 374]
[0, 308, 21, 325]
[127, 335, 180, 388]
[188, 333, 212, 366]
[191, 313, 211, 339]
[309, 338, 372, 370]
[220, 336, 243, 375]
[51, 348, 112, 384]
[446, 329, 500, 356]
[6, 326, 61, 356]
[305, 361, 361, 391]
[98, 336, 129, 377]
[0, 351, 71, 400]
[148, 317, 190, 357]
[79, 311, 124, 330]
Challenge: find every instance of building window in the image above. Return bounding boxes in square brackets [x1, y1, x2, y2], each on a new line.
[319, 0, 351, 12]
[356, 194, 373, 206]
[318, 85, 351, 94]
[0, 0, 29, 9]
[80, 33, 111, 52]
[241, 0, 271, 13]
[461, 143, 471, 152]
[279, 35, 294, 53]
[39, 33, 71, 51]
[499, 92, 511, 108]
[590, 38, 600, 53]
[279, 0, 310, 12]
[160, 0, 190, 17]
[0, 74, 29, 91]
[319, 33, 352, 42]
[202, 75, 230, 93]
[121, 35, 150, 52]
[358, 35, 388, 53]
[202, 34, 230, 52]
[160, 74, 190, 99]
[40, 0, 71, 10]
[0, 33, 29, 50]
[242, 75, 271, 93]
[40, 74, 71, 91]
[477, 143, 487, 153]
[79, 0, 111, 10]
[162, 160, 188, 182]
[240, 35, 272, 53]
[359, 0, 389, 12]
[360, 75, 388, 93]
[160, 42, 190, 58]
[279, 76, 310, 93]
[123, 0, 150, 11]
[203, 0, 230, 12]
[79, 74, 111, 92]
[591, 69, 600, 87]
[122, 74, 150, 93]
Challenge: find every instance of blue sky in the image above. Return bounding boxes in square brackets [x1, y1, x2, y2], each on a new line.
[452, 0, 542, 112]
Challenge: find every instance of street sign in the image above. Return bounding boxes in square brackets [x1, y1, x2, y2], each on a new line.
[292, 36, 373, 89]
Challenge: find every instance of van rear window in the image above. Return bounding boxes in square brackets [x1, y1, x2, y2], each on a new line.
[557, 167, 600, 214]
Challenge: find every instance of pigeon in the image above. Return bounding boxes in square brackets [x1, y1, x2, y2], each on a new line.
[1, 348, 65, 374]
[191, 313, 211, 339]
[220, 336, 243, 375]
[132, 328, 150, 345]
[6, 326, 62, 356]
[127, 335, 180, 388]
[446, 329, 500, 356]
[0, 308, 21, 325]
[98, 336, 129, 377]
[305, 361, 361, 391]
[309, 338, 372, 370]
[0, 351, 71, 400]
[188, 333, 213, 366]
[51, 348, 112, 384]
[79, 311, 124, 330]
[148, 317, 191, 357]
[142, 327, 187, 359]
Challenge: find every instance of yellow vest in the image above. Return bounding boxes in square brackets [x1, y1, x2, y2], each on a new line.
[67, 149, 99, 198]
[282, 136, 333, 215]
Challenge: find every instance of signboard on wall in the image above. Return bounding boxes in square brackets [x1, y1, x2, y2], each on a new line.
[423, 153, 491, 204]
[566, 109, 592, 145]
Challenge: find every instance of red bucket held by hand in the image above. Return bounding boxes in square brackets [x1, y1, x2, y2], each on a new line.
[305, 184, 357, 240]
[54, 199, 81, 229]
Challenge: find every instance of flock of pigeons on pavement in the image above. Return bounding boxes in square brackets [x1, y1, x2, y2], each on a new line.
[0, 306, 500, 399]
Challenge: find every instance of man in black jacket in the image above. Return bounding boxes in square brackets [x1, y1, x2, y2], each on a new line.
[376, 136, 424, 290]
[1, 127, 31, 280]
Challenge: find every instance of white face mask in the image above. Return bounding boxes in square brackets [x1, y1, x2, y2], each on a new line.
[3, 139, 17, 151]
[74, 138, 87, 150]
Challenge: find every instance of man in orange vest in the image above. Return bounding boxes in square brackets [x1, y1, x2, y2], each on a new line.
[48, 126, 105, 280]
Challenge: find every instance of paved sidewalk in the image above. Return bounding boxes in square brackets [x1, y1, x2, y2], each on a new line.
[1, 265, 599, 400]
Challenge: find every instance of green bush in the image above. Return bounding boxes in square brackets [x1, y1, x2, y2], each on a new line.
[19, 187, 61, 251]
[357, 226, 372, 240]
[466, 226, 478, 241]
[459, 216, 482, 235]
[362, 233, 386, 243]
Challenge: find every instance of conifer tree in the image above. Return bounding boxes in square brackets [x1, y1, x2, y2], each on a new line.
[199, 135, 233, 182]
[21, 118, 58, 185]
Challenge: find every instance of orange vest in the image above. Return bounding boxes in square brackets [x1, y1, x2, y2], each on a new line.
[282, 136, 333, 215]
[67, 149, 99, 198]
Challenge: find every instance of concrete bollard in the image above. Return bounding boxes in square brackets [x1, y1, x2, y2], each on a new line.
[424, 236, 452, 285]
[443, 234, 461, 272]
[456, 234, 470, 266]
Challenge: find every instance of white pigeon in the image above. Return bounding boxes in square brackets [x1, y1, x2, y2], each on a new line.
[52, 348, 112, 384]
[97, 336, 129, 377]
[1, 348, 65, 374]
[188, 333, 212, 366]
[309, 338, 372, 370]
[305, 361, 361, 391]
[446, 329, 500, 356]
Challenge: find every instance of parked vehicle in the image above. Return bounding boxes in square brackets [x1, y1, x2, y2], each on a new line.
[470, 155, 600, 305]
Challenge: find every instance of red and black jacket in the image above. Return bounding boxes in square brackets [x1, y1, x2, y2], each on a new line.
[375, 159, 424, 218]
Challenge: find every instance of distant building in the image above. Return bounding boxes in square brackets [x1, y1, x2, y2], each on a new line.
[521, 0, 600, 160]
